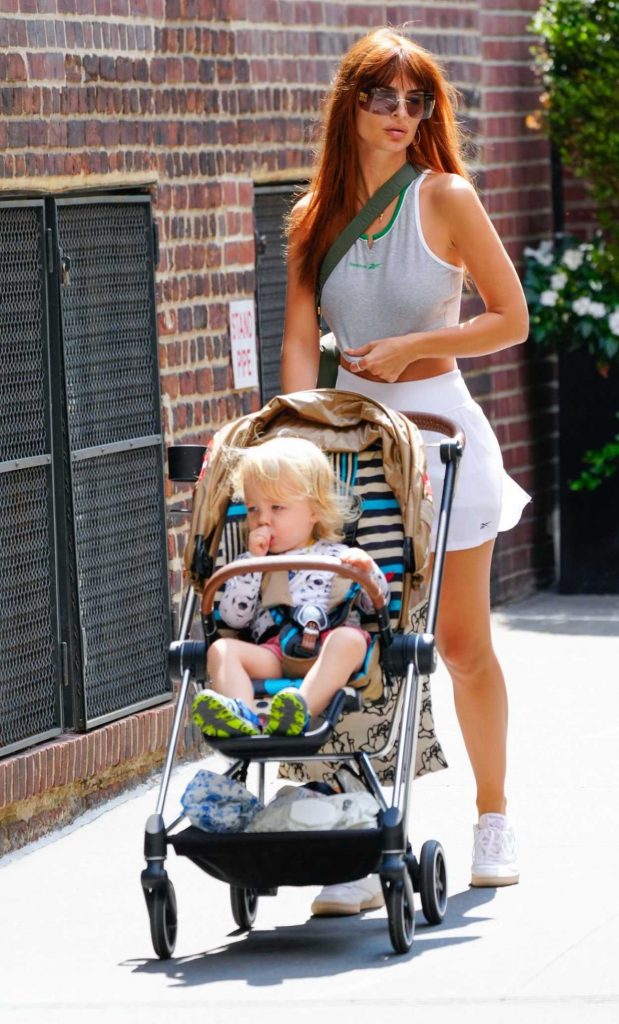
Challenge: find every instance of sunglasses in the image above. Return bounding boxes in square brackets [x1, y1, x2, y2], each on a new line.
[358, 86, 435, 121]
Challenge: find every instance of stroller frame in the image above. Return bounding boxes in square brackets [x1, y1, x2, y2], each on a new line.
[141, 409, 464, 958]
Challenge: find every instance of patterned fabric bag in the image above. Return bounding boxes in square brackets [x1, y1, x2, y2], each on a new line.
[181, 769, 263, 833]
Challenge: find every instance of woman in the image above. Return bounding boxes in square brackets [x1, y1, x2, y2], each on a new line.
[281, 27, 530, 915]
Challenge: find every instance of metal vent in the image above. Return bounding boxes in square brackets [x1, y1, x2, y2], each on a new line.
[57, 197, 171, 727]
[71, 445, 169, 722]
[0, 202, 60, 754]
[0, 467, 58, 749]
[254, 185, 300, 402]
[0, 196, 171, 751]
[0, 206, 48, 461]
[57, 202, 159, 450]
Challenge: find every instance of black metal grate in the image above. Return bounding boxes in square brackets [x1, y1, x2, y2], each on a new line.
[0, 206, 48, 461]
[71, 446, 170, 721]
[254, 186, 298, 402]
[0, 203, 60, 752]
[57, 202, 159, 451]
[56, 198, 171, 725]
[0, 467, 59, 748]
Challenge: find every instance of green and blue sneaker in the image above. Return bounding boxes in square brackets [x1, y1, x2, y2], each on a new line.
[264, 689, 310, 736]
[192, 690, 262, 738]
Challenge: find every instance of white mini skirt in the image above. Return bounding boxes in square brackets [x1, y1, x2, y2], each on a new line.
[336, 366, 531, 551]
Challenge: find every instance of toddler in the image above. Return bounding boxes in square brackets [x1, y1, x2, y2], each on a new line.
[192, 436, 389, 738]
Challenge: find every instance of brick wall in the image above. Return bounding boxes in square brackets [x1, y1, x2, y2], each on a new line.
[0, 699, 202, 854]
[0, 0, 561, 611]
[472, 0, 557, 600]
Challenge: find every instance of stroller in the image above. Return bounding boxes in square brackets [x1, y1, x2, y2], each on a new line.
[141, 388, 463, 958]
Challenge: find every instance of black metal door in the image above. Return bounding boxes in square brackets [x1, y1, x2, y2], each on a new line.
[0, 201, 62, 756]
[558, 349, 619, 593]
[52, 196, 172, 728]
[0, 194, 172, 756]
[254, 184, 301, 402]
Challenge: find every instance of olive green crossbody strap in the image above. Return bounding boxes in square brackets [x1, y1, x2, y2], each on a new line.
[316, 162, 420, 319]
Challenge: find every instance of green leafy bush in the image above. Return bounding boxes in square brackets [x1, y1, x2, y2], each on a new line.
[523, 236, 619, 371]
[531, 0, 619, 267]
[529, 0, 619, 489]
[570, 419, 619, 491]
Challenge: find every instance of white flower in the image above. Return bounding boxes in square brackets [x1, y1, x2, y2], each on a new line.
[550, 272, 568, 290]
[525, 244, 554, 267]
[609, 309, 619, 336]
[591, 280, 603, 291]
[588, 302, 607, 319]
[563, 248, 584, 270]
[540, 290, 559, 307]
[572, 297, 592, 315]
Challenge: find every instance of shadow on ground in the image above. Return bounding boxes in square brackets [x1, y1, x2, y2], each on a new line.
[124, 887, 496, 987]
[495, 593, 619, 637]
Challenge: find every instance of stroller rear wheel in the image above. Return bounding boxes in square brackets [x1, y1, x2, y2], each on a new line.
[148, 879, 178, 959]
[230, 886, 259, 930]
[385, 876, 415, 954]
[419, 840, 448, 924]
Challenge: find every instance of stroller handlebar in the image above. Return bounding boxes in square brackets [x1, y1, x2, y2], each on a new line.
[201, 555, 387, 617]
[404, 412, 466, 452]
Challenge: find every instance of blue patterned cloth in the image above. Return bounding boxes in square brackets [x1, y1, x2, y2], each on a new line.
[181, 769, 263, 833]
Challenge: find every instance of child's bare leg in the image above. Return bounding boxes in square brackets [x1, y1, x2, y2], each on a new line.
[299, 627, 368, 715]
[207, 638, 282, 709]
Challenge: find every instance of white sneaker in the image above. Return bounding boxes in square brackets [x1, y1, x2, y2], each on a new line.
[471, 813, 519, 887]
[311, 875, 384, 916]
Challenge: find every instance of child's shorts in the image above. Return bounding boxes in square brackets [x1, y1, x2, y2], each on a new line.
[261, 625, 371, 661]
[336, 366, 531, 551]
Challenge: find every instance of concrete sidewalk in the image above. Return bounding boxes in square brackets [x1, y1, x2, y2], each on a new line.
[1, 592, 618, 1023]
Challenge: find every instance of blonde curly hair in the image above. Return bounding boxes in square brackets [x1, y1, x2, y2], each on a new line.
[229, 435, 356, 542]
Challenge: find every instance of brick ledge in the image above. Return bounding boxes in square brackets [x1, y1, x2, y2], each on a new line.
[0, 701, 201, 857]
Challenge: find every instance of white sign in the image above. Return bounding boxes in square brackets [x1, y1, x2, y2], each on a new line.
[229, 299, 259, 389]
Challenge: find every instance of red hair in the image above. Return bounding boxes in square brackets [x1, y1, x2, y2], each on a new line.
[289, 28, 470, 290]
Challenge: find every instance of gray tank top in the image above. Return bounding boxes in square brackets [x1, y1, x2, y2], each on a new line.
[320, 170, 463, 353]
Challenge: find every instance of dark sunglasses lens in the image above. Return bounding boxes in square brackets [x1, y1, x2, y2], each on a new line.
[360, 88, 434, 119]
[422, 94, 435, 119]
[364, 90, 397, 114]
[405, 94, 424, 116]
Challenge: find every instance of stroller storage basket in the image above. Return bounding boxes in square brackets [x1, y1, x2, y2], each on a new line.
[169, 826, 383, 890]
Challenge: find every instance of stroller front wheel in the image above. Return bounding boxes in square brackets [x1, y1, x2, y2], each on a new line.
[419, 840, 448, 924]
[148, 879, 178, 959]
[230, 886, 259, 930]
[385, 877, 415, 954]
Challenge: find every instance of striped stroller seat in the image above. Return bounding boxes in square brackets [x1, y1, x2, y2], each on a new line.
[187, 390, 448, 782]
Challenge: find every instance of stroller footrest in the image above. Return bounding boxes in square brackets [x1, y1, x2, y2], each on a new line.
[201, 689, 346, 759]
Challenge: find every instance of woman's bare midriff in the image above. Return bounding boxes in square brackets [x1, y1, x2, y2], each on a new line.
[340, 354, 457, 383]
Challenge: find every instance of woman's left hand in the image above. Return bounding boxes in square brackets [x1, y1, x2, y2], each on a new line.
[343, 334, 416, 382]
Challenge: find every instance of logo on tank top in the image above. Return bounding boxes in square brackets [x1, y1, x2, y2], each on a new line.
[350, 261, 382, 271]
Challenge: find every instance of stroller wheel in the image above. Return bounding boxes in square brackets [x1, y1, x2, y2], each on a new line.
[230, 886, 259, 930]
[385, 877, 415, 954]
[148, 880, 178, 959]
[419, 840, 448, 924]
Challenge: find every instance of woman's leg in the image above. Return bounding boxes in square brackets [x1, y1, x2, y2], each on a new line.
[432, 539, 508, 816]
